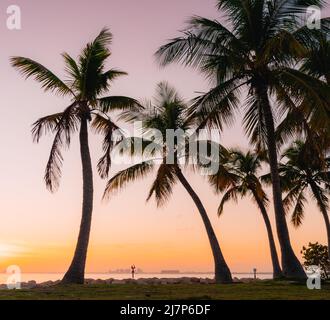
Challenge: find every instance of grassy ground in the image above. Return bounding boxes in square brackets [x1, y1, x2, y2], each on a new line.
[0, 281, 329, 300]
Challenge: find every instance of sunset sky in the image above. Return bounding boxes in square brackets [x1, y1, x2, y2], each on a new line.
[0, 0, 329, 274]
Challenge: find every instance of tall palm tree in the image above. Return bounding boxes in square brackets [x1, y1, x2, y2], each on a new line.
[208, 149, 283, 278]
[275, 32, 330, 221]
[104, 82, 233, 283]
[156, 0, 330, 278]
[277, 141, 330, 261]
[11, 28, 140, 284]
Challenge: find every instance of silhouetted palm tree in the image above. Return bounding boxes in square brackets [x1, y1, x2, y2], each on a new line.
[104, 82, 233, 283]
[208, 149, 282, 278]
[11, 28, 140, 284]
[156, 0, 330, 278]
[278, 141, 330, 260]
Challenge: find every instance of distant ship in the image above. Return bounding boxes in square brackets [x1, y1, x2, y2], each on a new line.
[161, 270, 180, 274]
[109, 268, 144, 274]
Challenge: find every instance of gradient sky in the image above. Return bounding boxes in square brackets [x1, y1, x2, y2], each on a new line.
[0, 0, 329, 274]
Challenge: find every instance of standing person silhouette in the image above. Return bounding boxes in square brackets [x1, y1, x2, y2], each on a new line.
[131, 265, 136, 279]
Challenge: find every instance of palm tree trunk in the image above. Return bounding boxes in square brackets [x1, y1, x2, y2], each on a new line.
[62, 116, 94, 284]
[175, 166, 232, 283]
[252, 191, 283, 279]
[309, 181, 330, 261]
[257, 83, 306, 279]
[322, 211, 330, 262]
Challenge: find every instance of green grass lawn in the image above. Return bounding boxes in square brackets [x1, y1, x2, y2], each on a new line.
[0, 281, 329, 300]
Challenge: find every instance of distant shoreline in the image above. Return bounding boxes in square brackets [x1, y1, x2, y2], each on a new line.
[0, 272, 273, 285]
[1, 276, 273, 289]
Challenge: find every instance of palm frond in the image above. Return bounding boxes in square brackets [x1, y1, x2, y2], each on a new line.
[311, 183, 329, 213]
[32, 112, 64, 143]
[43, 103, 79, 192]
[243, 95, 268, 150]
[78, 28, 113, 99]
[91, 113, 124, 179]
[291, 190, 307, 227]
[11, 57, 74, 97]
[155, 15, 246, 69]
[62, 52, 81, 91]
[218, 186, 240, 216]
[208, 165, 239, 193]
[102, 69, 127, 83]
[189, 139, 229, 171]
[116, 136, 163, 159]
[252, 179, 269, 207]
[98, 96, 141, 113]
[103, 161, 154, 200]
[293, 18, 330, 52]
[189, 78, 245, 130]
[147, 164, 177, 207]
[275, 106, 306, 146]
[276, 68, 330, 111]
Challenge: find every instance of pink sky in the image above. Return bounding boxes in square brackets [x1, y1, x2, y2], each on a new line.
[0, 0, 329, 273]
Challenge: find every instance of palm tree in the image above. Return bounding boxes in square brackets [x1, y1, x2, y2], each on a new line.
[208, 149, 283, 278]
[277, 141, 330, 261]
[104, 82, 233, 283]
[156, 0, 330, 278]
[11, 28, 140, 284]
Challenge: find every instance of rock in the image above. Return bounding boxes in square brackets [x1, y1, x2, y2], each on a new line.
[21, 280, 37, 289]
[112, 279, 126, 284]
[190, 277, 201, 283]
[165, 278, 180, 284]
[93, 279, 106, 285]
[84, 278, 94, 285]
[136, 279, 148, 285]
[200, 278, 215, 284]
[149, 278, 161, 285]
[0, 276, 240, 288]
[39, 281, 54, 287]
[180, 277, 194, 284]
[239, 278, 259, 283]
[105, 278, 114, 285]
[124, 278, 136, 284]
[84, 278, 106, 285]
